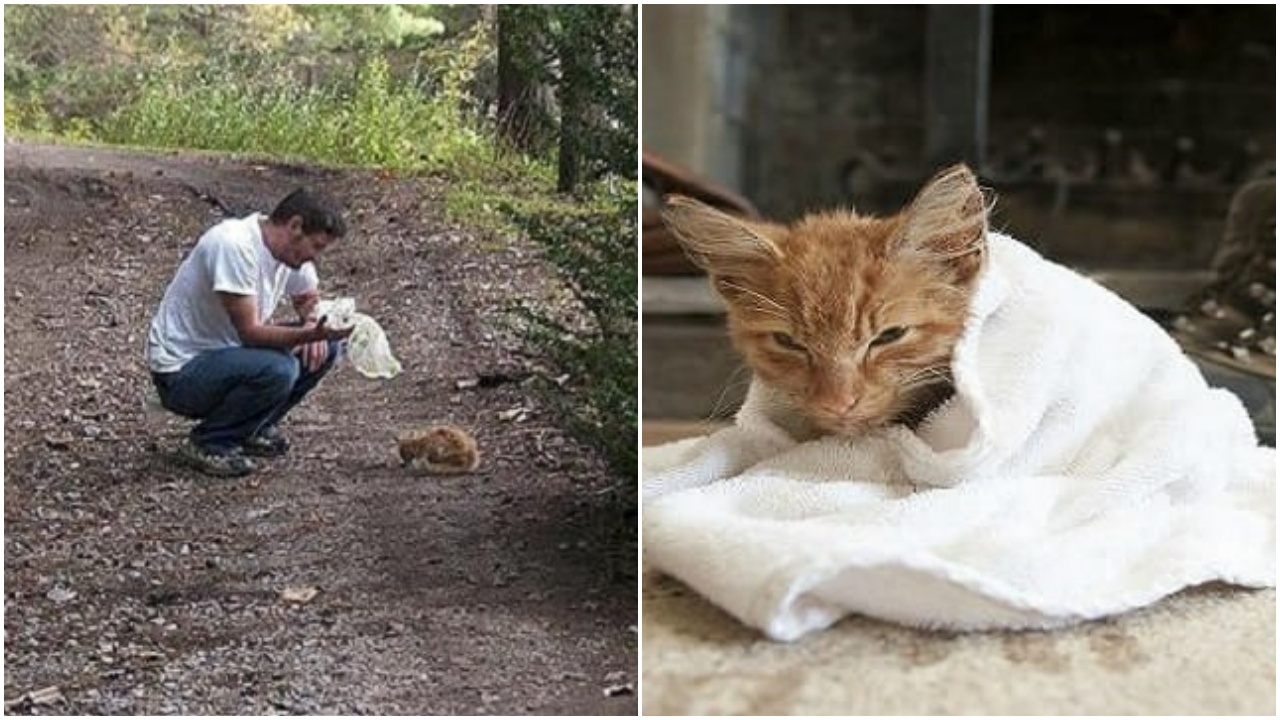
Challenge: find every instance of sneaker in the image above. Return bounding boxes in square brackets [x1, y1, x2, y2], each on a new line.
[242, 426, 290, 458]
[177, 439, 257, 478]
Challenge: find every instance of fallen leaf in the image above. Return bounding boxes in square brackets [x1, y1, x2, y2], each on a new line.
[4, 686, 65, 710]
[246, 506, 278, 521]
[43, 435, 73, 450]
[280, 586, 320, 604]
[30, 687, 63, 705]
[497, 406, 529, 423]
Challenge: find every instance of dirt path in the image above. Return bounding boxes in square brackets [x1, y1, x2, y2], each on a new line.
[3, 140, 637, 715]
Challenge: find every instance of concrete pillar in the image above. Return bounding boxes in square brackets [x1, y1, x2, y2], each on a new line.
[925, 5, 992, 169]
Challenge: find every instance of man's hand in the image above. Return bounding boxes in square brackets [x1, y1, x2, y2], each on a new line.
[303, 315, 355, 342]
[295, 316, 353, 372]
[295, 339, 330, 373]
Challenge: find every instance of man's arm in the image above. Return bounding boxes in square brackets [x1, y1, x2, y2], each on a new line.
[220, 292, 341, 349]
[288, 289, 333, 373]
[290, 290, 320, 323]
[285, 262, 321, 324]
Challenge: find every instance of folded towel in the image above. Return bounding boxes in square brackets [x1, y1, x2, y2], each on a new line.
[643, 233, 1275, 641]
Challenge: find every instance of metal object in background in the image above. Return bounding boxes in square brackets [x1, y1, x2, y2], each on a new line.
[641, 147, 759, 276]
[925, 5, 992, 170]
[1171, 179, 1276, 445]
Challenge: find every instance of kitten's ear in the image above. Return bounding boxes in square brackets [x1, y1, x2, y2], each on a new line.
[661, 196, 783, 277]
[901, 164, 988, 282]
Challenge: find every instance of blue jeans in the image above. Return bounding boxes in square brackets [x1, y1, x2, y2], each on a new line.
[152, 342, 341, 452]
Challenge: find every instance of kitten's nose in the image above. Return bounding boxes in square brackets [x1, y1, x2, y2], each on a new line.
[814, 395, 859, 418]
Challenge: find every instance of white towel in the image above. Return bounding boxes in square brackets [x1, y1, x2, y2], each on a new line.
[643, 233, 1275, 641]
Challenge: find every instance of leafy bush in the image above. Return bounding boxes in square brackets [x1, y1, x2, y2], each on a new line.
[98, 55, 495, 175]
[4, 6, 505, 182]
[502, 190, 638, 490]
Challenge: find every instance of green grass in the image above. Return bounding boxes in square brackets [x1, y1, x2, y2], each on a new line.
[96, 57, 492, 176]
[442, 168, 557, 235]
[6, 54, 542, 192]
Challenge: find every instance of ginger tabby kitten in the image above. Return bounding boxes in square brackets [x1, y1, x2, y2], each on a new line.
[397, 425, 481, 475]
[663, 164, 988, 437]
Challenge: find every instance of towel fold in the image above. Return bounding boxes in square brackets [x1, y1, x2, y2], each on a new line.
[643, 233, 1275, 641]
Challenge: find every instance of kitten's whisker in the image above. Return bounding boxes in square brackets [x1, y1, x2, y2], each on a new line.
[721, 282, 788, 315]
[899, 365, 952, 389]
[901, 365, 942, 380]
[707, 364, 753, 422]
[739, 302, 790, 321]
[925, 242, 984, 262]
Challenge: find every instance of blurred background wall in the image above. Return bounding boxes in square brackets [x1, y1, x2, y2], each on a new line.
[642, 5, 1275, 428]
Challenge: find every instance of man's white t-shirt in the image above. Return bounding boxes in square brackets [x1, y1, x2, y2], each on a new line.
[147, 213, 318, 373]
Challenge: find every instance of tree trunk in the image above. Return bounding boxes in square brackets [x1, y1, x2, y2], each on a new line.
[497, 5, 539, 152]
[557, 79, 581, 193]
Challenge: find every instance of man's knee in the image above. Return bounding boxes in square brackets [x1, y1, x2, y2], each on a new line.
[253, 350, 302, 396]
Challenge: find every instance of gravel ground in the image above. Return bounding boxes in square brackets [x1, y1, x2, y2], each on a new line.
[3, 140, 637, 715]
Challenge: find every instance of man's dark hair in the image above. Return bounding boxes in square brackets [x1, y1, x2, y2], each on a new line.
[269, 187, 347, 238]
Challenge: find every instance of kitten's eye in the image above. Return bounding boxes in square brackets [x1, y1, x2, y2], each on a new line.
[772, 332, 806, 353]
[870, 326, 908, 347]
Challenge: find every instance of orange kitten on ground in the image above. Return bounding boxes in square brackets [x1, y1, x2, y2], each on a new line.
[663, 165, 988, 437]
[396, 425, 481, 474]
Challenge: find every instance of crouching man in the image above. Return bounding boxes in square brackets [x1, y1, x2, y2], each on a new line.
[146, 188, 354, 477]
